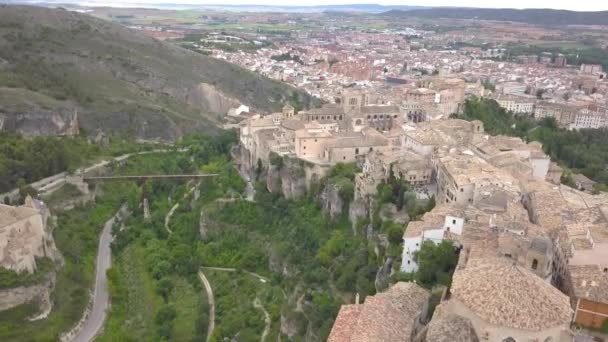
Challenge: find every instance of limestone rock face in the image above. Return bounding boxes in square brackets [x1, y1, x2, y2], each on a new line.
[320, 184, 344, 219]
[349, 198, 369, 230]
[0, 273, 54, 313]
[0, 111, 78, 137]
[266, 159, 307, 200]
[187, 83, 241, 115]
[0, 196, 58, 274]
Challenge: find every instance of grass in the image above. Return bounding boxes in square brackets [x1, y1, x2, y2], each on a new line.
[42, 183, 83, 208]
[170, 277, 201, 341]
[206, 270, 273, 342]
[97, 243, 163, 342]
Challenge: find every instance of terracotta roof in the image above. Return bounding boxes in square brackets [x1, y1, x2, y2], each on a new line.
[569, 264, 608, 304]
[328, 282, 429, 342]
[426, 309, 479, 342]
[451, 257, 572, 331]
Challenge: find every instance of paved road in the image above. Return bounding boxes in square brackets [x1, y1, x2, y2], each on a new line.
[198, 270, 216, 342]
[71, 208, 122, 342]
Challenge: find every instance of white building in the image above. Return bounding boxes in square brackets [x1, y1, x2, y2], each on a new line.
[401, 207, 465, 273]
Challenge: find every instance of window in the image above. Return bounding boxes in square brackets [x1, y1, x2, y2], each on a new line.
[407, 260, 410, 264]
[532, 259, 538, 270]
[355, 148, 359, 154]
[604, 268, 607, 273]
[452, 219, 456, 224]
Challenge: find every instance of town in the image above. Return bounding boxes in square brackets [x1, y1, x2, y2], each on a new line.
[1, 3, 608, 342]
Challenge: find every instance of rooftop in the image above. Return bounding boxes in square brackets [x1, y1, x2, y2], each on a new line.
[328, 282, 429, 342]
[426, 309, 479, 342]
[569, 264, 608, 304]
[451, 257, 572, 331]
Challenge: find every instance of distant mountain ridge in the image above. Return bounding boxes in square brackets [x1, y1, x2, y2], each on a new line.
[382, 8, 608, 26]
[0, 5, 314, 141]
[1, 1, 425, 13]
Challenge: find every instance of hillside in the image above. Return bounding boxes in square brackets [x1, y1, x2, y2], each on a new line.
[382, 8, 608, 26]
[0, 5, 314, 141]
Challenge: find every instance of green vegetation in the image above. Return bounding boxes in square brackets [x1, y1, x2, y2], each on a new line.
[271, 52, 304, 65]
[507, 45, 608, 70]
[0, 258, 54, 289]
[455, 97, 608, 191]
[391, 240, 459, 289]
[0, 132, 158, 193]
[0, 129, 435, 341]
[0, 181, 132, 341]
[0, 6, 315, 141]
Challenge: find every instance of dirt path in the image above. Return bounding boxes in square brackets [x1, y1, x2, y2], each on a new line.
[253, 297, 271, 342]
[201, 266, 270, 282]
[198, 270, 216, 342]
[164, 183, 198, 234]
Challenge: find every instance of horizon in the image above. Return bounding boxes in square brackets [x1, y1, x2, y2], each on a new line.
[13, 0, 608, 12]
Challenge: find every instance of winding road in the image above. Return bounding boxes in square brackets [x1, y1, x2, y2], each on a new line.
[70, 206, 124, 342]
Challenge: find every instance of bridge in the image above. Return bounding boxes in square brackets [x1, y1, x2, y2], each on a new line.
[83, 174, 219, 182]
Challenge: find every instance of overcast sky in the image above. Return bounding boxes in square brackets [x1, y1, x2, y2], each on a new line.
[73, 0, 608, 11]
[138, 0, 604, 11]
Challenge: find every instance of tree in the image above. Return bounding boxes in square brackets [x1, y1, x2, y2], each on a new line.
[156, 277, 174, 302]
[415, 240, 458, 287]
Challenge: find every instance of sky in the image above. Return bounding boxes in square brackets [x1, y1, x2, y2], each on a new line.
[68, 0, 608, 12]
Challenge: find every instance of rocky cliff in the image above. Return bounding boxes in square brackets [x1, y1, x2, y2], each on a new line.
[187, 83, 241, 117]
[0, 272, 54, 314]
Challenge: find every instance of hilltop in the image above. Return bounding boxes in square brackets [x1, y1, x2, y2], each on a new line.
[383, 8, 608, 26]
[0, 5, 314, 141]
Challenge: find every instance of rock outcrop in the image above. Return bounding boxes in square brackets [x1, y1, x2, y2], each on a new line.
[0, 272, 54, 313]
[0, 111, 78, 137]
[187, 83, 242, 115]
[320, 184, 344, 219]
[266, 159, 308, 200]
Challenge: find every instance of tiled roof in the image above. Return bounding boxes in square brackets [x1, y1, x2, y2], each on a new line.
[426, 308, 479, 342]
[451, 257, 572, 331]
[569, 264, 608, 303]
[328, 282, 429, 342]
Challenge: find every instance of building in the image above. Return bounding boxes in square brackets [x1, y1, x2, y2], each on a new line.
[445, 257, 573, 342]
[554, 54, 567, 67]
[570, 109, 608, 130]
[328, 282, 430, 342]
[534, 102, 577, 126]
[401, 205, 465, 272]
[496, 94, 536, 114]
[568, 264, 608, 329]
[406, 88, 437, 104]
[580, 64, 603, 74]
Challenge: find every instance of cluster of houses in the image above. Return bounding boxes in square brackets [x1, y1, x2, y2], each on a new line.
[237, 83, 608, 341]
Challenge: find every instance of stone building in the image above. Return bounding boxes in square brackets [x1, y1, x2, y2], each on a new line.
[328, 282, 430, 342]
[445, 257, 573, 342]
